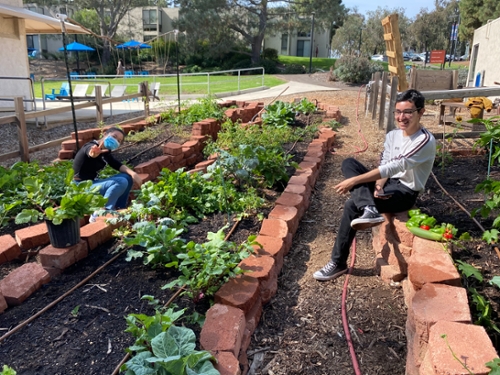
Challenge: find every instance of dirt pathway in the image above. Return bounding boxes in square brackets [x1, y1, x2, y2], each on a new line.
[245, 89, 407, 375]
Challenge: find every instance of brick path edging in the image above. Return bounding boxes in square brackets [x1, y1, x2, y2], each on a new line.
[373, 213, 498, 375]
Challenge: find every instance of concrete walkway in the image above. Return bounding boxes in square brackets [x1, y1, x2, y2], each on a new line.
[25, 80, 341, 127]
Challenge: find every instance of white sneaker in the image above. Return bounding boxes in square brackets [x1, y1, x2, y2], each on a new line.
[89, 212, 99, 223]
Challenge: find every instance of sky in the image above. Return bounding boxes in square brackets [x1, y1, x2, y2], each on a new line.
[344, 0, 437, 19]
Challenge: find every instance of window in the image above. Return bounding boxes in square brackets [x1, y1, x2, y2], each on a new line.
[298, 31, 311, 37]
[281, 34, 288, 52]
[143, 9, 158, 31]
[26, 35, 35, 49]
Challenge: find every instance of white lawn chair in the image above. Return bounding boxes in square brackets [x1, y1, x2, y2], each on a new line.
[88, 84, 108, 98]
[72, 84, 89, 97]
[110, 85, 127, 97]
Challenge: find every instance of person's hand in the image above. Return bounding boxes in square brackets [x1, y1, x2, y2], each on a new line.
[334, 177, 356, 195]
[374, 187, 392, 200]
[89, 144, 105, 158]
[131, 172, 143, 188]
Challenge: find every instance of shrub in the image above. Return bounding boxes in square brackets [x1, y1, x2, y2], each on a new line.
[283, 64, 306, 74]
[261, 48, 279, 61]
[257, 58, 279, 74]
[332, 55, 384, 84]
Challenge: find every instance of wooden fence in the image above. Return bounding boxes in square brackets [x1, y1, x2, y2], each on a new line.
[0, 82, 151, 163]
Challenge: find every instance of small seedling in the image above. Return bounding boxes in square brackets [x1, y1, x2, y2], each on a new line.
[71, 305, 80, 317]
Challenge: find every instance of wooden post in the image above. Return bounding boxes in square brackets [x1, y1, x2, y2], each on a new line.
[15, 97, 29, 162]
[387, 76, 399, 132]
[371, 72, 381, 120]
[452, 70, 459, 89]
[141, 81, 150, 118]
[95, 85, 103, 124]
[366, 73, 374, 116]
[378, 72, 388, 130]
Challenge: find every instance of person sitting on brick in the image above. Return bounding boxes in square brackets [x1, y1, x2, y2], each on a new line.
[465, 96, 493, 119]
[314, 89, 436, 281]
[72, 127, 142, 222]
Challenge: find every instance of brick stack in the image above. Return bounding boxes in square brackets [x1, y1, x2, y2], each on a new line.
[372, 213, 499, 375]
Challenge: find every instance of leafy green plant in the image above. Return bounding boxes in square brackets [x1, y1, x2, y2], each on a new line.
[160, 96, 225, 127]
[122, 304, 218, 375]
[323, 119, 343, 131]
[486, 358, 500, 375]
[126, 125, 165, 143]
[293, 98, 317, 115]
[15, 178, 108, 225]
[261, 101, 296, 128]
[163, 227, 256, 300]
[215, 144, 296, 189]
[0, 365, 16, 375]
[124, 220, 186, 268]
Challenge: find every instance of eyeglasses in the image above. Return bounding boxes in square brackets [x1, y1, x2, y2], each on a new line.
[393, 108, 421, 117]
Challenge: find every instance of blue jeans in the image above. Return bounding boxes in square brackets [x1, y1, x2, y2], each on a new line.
[77, 173, 133, 210]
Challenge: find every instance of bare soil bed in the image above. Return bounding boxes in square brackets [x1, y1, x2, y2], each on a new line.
[1, 75, 499, 375]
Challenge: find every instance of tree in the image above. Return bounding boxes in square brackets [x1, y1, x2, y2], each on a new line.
[459, 0, 500, 45]
[362, 7, 410, 56]
[175, 0, 347, 64]
[330, 11, 364, 57]
[409, 0, 459, 53]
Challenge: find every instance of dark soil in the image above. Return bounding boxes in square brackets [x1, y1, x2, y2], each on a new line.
[1, 86, 500, 375]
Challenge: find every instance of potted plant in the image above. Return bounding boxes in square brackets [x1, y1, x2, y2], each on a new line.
[15, 176, 108, 248]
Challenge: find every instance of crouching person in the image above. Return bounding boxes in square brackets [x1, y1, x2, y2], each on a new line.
[72, 127, 143, 222]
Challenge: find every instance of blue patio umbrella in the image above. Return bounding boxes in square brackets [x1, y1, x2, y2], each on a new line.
[58, 41, 95, 52]
[116, 40, 151, 71]
[59, 41, 95, 73]
[116, 40, 151, 50]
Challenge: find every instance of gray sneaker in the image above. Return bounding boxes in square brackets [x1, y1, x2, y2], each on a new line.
[313, 261, 348, 281]
[350, 206, 385, 230]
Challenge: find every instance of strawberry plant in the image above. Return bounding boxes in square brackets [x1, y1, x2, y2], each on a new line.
[160, 96, 225, 127]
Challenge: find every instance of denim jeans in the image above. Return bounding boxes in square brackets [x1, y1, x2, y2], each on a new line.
[76, 173, 133, 210]
[330, 158, 419, 267]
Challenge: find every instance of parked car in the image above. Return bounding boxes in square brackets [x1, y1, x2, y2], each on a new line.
[402, 52, 411, 61]
[371, 54, 385, 62]
[459, 54, 469, 61]
[411, 54, 423, 61]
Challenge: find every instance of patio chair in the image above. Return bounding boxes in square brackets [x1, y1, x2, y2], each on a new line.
[110, 85, 127, 97]
[125, 70, 134, 77]
[87, 84, 108, 98]
[45, 82, 69, 100]
[149, 82, 160, 101]
[87, 72, 96, 79]
[70, 72, 79, 80]
[141, 71, 149, 76]
[72, 84, 89, 98]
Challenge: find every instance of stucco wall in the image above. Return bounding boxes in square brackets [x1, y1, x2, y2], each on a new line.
[0, 0, 32, 110]
[264, 29, 330, 58]
[469, 17, 500, 96]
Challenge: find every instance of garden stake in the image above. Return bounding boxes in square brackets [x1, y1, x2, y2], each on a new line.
[0, 248, 127, 344]
[430, 171, 486, 233]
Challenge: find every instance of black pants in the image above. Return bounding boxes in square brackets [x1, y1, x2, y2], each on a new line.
[330, 158, 419, 267]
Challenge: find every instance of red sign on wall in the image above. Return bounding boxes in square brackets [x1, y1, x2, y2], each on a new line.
[430, 50, 446, 64]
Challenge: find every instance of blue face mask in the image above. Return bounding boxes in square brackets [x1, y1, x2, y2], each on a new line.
[103, 135, 120, 151]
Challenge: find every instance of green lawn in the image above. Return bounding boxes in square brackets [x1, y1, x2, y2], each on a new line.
[278, 55, 337, 71]
[35, 74, 286, 99]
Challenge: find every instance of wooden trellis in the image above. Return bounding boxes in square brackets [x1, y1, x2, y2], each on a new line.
[382, 14, 408, 92]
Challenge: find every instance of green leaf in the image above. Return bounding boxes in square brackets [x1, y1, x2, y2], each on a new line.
[455, 260, 483, 282]
[486, 358, 500, 375]
[490, 276, 500, 289]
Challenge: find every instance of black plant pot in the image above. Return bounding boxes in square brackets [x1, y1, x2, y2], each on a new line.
[45, 218, 81, 248]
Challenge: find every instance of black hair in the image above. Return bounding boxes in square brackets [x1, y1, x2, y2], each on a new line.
[396, 89, 425, 110]
[104, 126, 125, 137]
